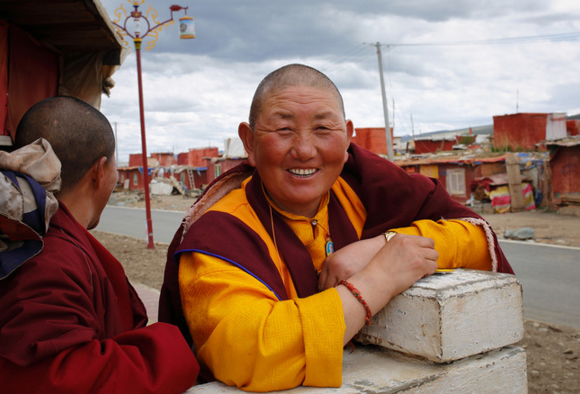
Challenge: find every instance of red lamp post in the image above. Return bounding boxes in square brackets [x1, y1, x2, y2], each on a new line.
[112, 1, 195, 249]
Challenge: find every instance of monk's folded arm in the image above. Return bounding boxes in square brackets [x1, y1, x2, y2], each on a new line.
[179, 252, 345, 392]
[391, 219, 492, 270]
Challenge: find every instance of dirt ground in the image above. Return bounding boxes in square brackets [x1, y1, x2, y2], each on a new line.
[93, 193, 580, 393]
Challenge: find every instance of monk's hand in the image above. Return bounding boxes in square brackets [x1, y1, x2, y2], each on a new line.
[358, 234, 439, 303]
[318, 235, 385, 291]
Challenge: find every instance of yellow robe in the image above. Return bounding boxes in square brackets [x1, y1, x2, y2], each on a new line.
[179, 177, 491, 391]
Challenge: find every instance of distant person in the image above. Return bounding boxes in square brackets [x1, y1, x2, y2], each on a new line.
[0, 96, 199, 393]
[159, 64, 513, 392]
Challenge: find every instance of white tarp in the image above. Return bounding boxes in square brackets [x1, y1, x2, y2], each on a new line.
[149, 181, 174, 195]
[224, 137, 247, 158]
[545, 113, 567, 141]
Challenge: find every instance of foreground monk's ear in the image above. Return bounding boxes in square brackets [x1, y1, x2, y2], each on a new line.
[91, 156, 108, 189]
[238, 122, 256, 167]
[344, 120, 354, 163]
[346, 120, 354, 142]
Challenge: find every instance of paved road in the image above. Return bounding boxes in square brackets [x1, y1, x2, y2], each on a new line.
[99, 206, 580, 329]
[99, 206, 185, 244]
[499, 240, 580, 329]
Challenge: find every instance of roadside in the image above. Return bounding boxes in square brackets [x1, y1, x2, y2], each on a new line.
[110, 192, 580, 248]
[96, 193, 580, 393]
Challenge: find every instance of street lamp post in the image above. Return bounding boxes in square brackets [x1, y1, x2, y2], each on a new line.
[112, 0, 195, 249]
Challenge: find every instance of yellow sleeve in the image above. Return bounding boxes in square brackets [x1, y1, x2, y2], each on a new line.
[179, 252, 346, 392]
[391, 219, 492, 270]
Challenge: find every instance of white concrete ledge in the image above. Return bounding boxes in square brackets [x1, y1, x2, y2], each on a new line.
[357, 269, 524, 363]
[186, 345, 527, 394]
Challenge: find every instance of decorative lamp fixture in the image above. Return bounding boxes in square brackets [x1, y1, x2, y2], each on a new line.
[178, 15, 195, 39]
[111, 0, 194, 248]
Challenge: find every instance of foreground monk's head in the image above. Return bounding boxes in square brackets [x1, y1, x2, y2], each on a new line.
[239, 64, 353, 218]
[15, 96, 117, 229]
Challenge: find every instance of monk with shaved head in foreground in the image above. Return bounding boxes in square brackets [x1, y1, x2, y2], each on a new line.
[160, 64, 513, 391]
[0, 96, 198, 393]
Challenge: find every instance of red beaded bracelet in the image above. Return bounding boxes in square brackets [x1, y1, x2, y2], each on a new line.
[337, 280, 373, 326]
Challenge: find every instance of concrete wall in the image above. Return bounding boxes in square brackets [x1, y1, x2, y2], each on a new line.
[186, 269, 527, 394]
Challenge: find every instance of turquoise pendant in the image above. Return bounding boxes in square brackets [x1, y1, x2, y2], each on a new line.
[325, 240, 334, 256]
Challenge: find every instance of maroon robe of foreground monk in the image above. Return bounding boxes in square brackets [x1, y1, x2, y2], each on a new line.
[0, 204, 199, 394]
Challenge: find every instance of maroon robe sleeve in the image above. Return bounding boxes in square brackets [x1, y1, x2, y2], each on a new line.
[0, 324, 198, 394]
[0, 210, 199, 393]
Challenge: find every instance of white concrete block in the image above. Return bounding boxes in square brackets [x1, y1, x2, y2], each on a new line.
[357, 269, 524, 363]
[185, 345, 527, 394]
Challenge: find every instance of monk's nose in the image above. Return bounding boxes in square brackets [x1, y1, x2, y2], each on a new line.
[290, 133, 317, 160]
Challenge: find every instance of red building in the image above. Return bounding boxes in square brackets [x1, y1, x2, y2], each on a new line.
[151, 152, 176, 166]
[117, 167, 144, 191]
[414, 137, 456, 154]
[493, 113, 567, 151]
[0, 1, 124, 149]
[205, 157, 246, 185]
[547, 139, 580, 201]
[164, 167, 208, 190]
[129, 153, 159, 167]
[566, 120, 580, 136]
[177, 147, 219, 167]
[351, 127, 392, 155]
[396, 155, 508, 204]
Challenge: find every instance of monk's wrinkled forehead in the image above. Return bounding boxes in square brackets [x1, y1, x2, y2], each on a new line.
[262, 84, 343, 116]
[249, 64, 345, 129]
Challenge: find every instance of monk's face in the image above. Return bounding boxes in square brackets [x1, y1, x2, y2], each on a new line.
[240, 85, 353, 217]
[88, 155, 118, 230]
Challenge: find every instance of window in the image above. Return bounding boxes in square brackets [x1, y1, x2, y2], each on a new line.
[446, 168, 465, 196]
[214, 164, 222, 178]
[133, 173, 139, 185]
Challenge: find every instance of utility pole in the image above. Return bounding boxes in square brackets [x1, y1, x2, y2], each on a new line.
[392, 98, 395, 131]
[371, 42, 394, 161]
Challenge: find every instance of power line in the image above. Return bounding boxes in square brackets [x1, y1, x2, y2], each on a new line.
[322, 43, 370, 76]
[385, 31, 580, 47]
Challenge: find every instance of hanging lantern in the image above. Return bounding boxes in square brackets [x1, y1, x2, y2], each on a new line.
[179, 16, 195, 39]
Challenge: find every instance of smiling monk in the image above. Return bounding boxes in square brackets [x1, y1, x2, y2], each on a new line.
[159, 64, 513, 392]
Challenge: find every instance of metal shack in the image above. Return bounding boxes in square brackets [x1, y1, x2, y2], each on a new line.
[0, 0, 125, 149]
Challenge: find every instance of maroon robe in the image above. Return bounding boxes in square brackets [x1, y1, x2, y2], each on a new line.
[0, 204, 199, 394]
[159, 143, 513, 346]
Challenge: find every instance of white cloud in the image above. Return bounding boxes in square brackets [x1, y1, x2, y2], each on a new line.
[99, 0, 580, 163]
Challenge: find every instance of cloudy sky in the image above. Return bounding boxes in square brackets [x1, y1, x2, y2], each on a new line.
[98, 0, 580, 164]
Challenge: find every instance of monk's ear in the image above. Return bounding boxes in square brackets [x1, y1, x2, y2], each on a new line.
[238, 122, 256, 167]
[344, 120, 354, 163]
[91, 156, 108, 189]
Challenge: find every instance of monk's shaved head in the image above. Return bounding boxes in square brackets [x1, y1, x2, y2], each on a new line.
[15, 96, 115, 195]
[249, 64, 345, 130]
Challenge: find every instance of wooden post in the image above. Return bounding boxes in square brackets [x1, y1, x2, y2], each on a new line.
[505, 154, 525, 212]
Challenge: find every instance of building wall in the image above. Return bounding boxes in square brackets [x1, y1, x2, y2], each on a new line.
[399, 162, 476, 204]
[178, 147, 219, 167]
[477, 161, 506, 178]
[129, 153, 143, 167]
[206, 158, 246, 184]
[415, 139, 455, 154]
[550, 145, 580, 197]
[118, 168, 143, 191]
[168, 168, 208, 190]
[151, 153, 175, 166]
[351, 128, 392, 155]
[439, 164, 476, 203]
[567, 120, 580, 136]
[493, 113, 550, 151]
